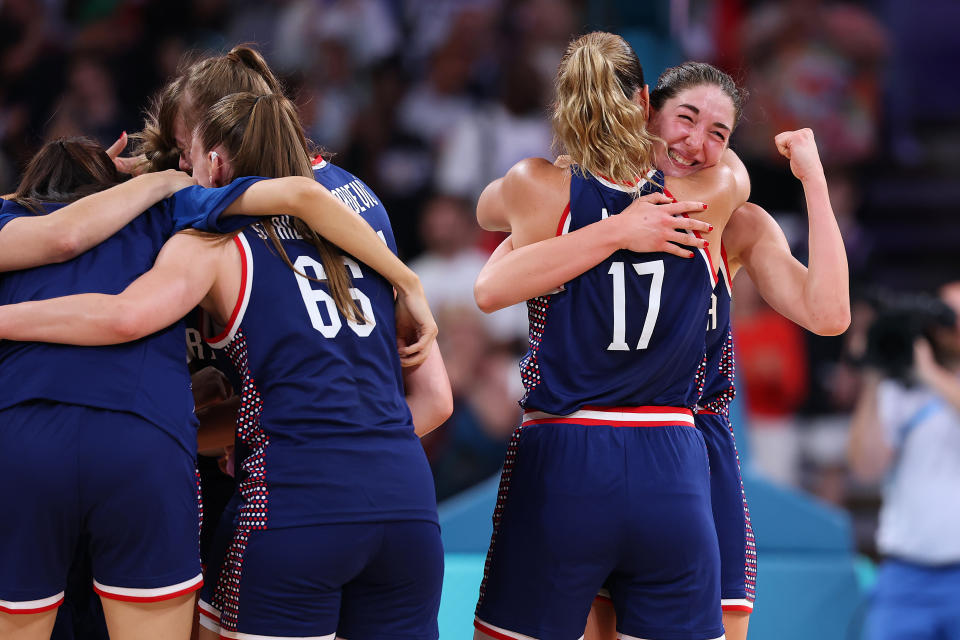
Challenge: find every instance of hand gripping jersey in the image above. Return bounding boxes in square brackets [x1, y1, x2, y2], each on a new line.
[0, 187, 264, 453]
[200, 164, 437, 531]
[520, 168, 717, 415]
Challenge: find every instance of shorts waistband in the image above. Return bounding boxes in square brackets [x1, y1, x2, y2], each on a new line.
[696, 406, 721, 415]
[522, 406, 695, 427]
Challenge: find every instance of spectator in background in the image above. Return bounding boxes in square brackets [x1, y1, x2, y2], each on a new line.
[733, 273, 809, 486]
[848, 282, 960, 640]
[421, 306, 521, 501]
[436, 57, 552, 202]
[409, 193, 526, 343]
[738, 0, 887, 211]
[47, 55, 138, 148]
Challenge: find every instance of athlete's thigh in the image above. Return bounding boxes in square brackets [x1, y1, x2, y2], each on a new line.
[475, 423, 626, 640]
[221, 523, 379, 639]
[610, 425, 723, 640]
[82, 411, 201, 603]
[698, 413, 756, 611]
[0, 402, 81, 616]
[338, 521, 444, 640]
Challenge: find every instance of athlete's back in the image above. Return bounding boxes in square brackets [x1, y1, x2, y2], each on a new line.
[521, 168, 717, 415]
[206, 160, 436, 529]
[0, 198, 195, 451]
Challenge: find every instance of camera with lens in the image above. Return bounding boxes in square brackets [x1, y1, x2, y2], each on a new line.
[863, 291, 958, 383]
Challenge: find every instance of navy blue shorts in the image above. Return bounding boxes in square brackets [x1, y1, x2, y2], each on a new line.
[475, 407, 723, 640]
[201, 520, 443, 639]
[697, 411, 756, 612]
[0, 401, 202, 614]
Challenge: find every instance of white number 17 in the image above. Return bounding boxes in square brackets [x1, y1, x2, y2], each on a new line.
[607, 259, 664, 351]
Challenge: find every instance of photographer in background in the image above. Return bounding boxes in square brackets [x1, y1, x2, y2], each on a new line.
[848, 282, 960, 640]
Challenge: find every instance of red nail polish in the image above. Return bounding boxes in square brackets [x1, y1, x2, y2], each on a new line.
[708, 225, 714, 232]
[704, 241, 710, 247]
[702, 203, 708, 209]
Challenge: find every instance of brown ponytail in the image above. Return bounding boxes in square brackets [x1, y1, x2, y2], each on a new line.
[135, 45, 284, 170]
[197, 92, 363, 323]
[552, 32, 660, 193]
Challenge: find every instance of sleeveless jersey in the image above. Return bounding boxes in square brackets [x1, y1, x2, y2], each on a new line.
[699, 246, 736, 416]
[520, 169, 717, 414]
[202, 161, 437, 529]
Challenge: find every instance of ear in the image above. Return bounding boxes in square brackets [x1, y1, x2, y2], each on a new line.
[209, 150, 228, 188]
[639, 85, 650, 120]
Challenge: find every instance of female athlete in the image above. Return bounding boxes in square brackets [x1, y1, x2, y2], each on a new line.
[0, 92, 450, 640]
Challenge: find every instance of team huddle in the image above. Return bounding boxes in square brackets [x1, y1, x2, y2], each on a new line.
[0, 31, 848, 640]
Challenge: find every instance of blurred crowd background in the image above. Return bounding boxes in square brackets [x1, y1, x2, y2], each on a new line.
[2, 0, 958, 561]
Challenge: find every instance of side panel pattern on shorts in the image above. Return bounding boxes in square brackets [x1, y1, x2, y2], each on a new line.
[476, 424, 524, 610]
[211, 329, 270, 632]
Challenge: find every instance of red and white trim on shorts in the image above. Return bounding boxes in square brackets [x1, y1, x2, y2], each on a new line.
[206, 233, 254, 349]
[522, 405, 695, 428]
[721, 598, 754, 613]
[0, 592, 64, 614]
[474, 617, 545, 640]
[198, 599, 221, 633]
[219, 630, 334, 640]
[93, 573, 202, 603]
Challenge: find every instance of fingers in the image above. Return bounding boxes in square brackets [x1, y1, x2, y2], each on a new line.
[637, 192, 674, 204]
[661, 200, 708, 215]
[398, 333, 433, 367]
[661, 243, 697, 259]
[671, 215, 712, 233]
[666, 230, 707, 249]
[105, 131, 127, 159]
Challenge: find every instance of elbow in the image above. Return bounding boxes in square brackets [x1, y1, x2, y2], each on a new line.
[51, 231, 85, 263]
[811, 306, 851, 336]
[111, 301, 150, 343]
[474, 277, 502, 314]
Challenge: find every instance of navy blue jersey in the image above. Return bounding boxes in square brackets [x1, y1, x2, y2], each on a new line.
[520, 169, 717, 414]
[0, 184, 261, 454]
[699, 247, 736, 415]
[202, 163, 437, 529]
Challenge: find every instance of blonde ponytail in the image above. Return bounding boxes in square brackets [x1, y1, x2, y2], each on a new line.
[552, 32, 661, 193]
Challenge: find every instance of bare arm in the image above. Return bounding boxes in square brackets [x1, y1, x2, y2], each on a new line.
[0, 170, 194, 272]
[847, 371, 893, 482]
[0, 232, 221, 344]
[473, 156, 710, 312]
[474, 195, 712, 312]
[221, 177, 436, 366]
[726, 129, 850, 336]
[402, 342, 454, 437]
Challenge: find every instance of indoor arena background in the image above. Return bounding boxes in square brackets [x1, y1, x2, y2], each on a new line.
[2, 0, 958, 638]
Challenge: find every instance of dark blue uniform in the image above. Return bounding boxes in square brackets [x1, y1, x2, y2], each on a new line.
[474, 169, 724, 640]
[198, 161, 442, 640]
[696, 248, 757, 613]
[0, 189, 247, 613]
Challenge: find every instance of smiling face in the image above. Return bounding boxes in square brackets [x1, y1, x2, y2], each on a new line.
[648, 84, 735, 178]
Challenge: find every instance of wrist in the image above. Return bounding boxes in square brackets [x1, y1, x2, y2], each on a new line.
[394, 269, 423, 298]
